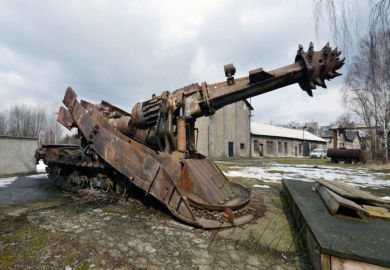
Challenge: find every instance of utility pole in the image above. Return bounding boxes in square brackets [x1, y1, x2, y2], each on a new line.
[303, 125, 307, 156]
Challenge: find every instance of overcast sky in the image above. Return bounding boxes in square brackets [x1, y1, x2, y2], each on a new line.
[0, 0, 366, 125]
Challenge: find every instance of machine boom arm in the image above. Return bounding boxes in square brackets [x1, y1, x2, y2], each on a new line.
[131, 43, 344, 127]
[60, 42, 344, 157]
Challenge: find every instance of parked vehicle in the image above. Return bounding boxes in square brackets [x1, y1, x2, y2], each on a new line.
[310, 149, 327, 158]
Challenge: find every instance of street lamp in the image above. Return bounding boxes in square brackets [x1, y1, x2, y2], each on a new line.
[303, 126, 307, 156]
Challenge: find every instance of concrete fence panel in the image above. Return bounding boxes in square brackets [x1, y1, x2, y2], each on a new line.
[0, 136, 38, 175]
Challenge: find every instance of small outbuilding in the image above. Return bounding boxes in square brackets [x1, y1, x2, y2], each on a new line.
[251, 122, 326, 157]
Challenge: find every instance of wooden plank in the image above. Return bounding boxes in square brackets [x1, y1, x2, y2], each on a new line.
[316, 184, 368, 221]
[306, 229, 321, 270]
[316, 179, 390, 208]
[321, 254, 331, 270]
[331, 256, 390, 270]
[363, 205, 390, 221]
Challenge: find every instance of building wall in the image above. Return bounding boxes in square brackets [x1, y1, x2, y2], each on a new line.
[0, 136, 38, 175]
[250, 135, 326, 157]
[324, 136, 361, 150]
[195, 101, 251, 158]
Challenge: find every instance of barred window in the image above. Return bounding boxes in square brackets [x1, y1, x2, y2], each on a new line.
[266, 141, 274, 154]
[254, 140, 259, 152]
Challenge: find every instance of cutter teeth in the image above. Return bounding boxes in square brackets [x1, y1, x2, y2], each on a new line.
[310, 82, 317, 89]
[298, 44, 304, 54]
[315, 78, 327, 88]
[333, 71, 342, 77]
[309, 42, 314, 51]
[323, 42, 330, 49]
[337, 57, 346, 69]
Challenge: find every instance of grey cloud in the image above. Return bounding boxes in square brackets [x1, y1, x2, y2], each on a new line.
[0, 0, 346, 125]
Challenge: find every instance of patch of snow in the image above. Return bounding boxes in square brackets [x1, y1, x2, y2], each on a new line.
[381, 196, 390, 201]
[27, 173, 48, 178]
[0, 177, 17, 188]
[223, 163, 390, 188]
[253, 184, 270, 188]
[36, 160, 47, 173]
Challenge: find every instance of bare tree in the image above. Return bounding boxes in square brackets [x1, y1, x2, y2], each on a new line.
[312, 0, 389, 56]
[44, 110, 63, 144]
[343, 31, 390, 161]
[0, 111, 7, 135]
[330, 113, 355, 128]
[5, 105, 47, 137]
[0, 103, 65, 144]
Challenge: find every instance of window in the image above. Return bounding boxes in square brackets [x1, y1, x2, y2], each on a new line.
[278, 142, 282, 153]
[240, 143, 245, 149]
[266, 141, 274, 154]
[254, 140, 259, 152]
[284, 142, 288, 154]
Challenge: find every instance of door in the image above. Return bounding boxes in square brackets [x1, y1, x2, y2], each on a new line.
[295, 146, 297, 156]
[259, 144, 264, 156]
[228, 142, 234, 157]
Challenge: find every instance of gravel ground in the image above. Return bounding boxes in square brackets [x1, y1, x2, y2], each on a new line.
[3, 158, 386, 269]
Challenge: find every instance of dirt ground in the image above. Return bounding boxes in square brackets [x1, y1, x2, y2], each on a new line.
[1, 157, 388, 270]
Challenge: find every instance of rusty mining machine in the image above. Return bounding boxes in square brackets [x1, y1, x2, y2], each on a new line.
[36, 43, 344, 228]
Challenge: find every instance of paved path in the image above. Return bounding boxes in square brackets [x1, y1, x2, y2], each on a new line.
[0, 174, 57, 204]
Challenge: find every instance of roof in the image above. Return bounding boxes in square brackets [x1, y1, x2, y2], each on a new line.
[243, 99, 254, 110]
[319, 126, 333, 138]
[251, 122, 326, 143]
[346, 130, 360, 141]
[319, 127, 360, 142]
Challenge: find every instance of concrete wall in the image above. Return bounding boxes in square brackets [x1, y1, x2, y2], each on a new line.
[0, 136, 38, 175]
[196, 101, 251, 158]
[250, 135, 326, 157]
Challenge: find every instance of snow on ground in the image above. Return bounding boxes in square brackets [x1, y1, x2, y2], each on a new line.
[27, 173, 48, 178]
[0, 176, 17, 188]
[253, 184, 270, 188]
[36, 160, 47, 173]
[222, 163, 390, 188]
[381, 196, 390, 201]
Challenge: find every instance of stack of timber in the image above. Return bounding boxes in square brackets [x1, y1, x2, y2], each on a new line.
[282, 179, 390, 270]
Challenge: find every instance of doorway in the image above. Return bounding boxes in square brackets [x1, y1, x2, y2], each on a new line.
[228, 142, 234, 157]
[259, 144, 264, 156]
